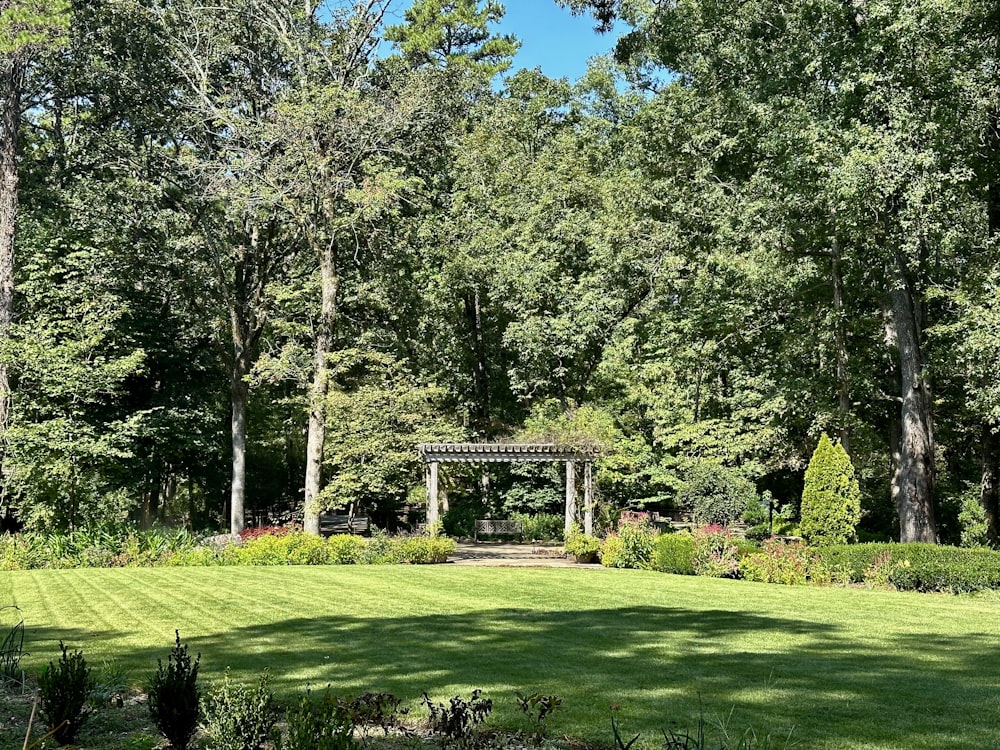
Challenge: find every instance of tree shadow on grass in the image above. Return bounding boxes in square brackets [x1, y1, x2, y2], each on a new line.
[26, 605, 1000, 749]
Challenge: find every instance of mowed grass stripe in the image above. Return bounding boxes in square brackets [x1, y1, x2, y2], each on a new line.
[8, 565, 1000, 750]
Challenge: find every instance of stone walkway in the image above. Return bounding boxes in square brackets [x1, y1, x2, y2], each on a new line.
[449, 542, 597, 567]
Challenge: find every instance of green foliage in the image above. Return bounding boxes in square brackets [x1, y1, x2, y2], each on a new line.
[148, 631, 201, 750]
[600, 512, 658, 569]
[738, 539, 816, 586]
[396, 534, 457, 564]
[799, 435, 861, 547]
[690, 526, 740, 578]
[442, 505, 478, 538]
[202, 669, 279, 750]
[385, 0, 519, 78]
[38, 641, 95, 745]
[0, 606, 25, 688]
[318, 353, 465, 518]
[815, 543, 1000, 593]
[958, 488, 991, 548]
[651, 532, 696, 575]
[326, 535, 366, 564]
[236, 532, 331, 566]
[564, 524, 601, 560]
[515, 692, 561, 747]
[422, 690, 493, 750]
[677, 461, 758, 527]
[0, 0, 69, 53]
[273, 687, 356, 750]
[511, 512, 563, 542]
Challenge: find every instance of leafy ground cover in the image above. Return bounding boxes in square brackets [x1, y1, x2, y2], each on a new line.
[4, 567, 1000, 749]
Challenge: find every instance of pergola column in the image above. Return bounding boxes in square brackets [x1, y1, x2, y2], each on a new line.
[584, 460, 594, 536]
[426, 460, 440, 524]
[565, 459, 576, 534]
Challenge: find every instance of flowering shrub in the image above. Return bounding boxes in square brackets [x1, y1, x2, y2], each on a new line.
[239, 525, 296, 542]
[863, 549, 897, 588]
[600, 512, 658, 569]
[738, 538, 814, 585]
[691, 525, 740, 578]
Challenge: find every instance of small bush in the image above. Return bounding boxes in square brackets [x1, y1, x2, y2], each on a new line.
[651, 532, 696, 575]
[148, 631, 201, 750]
[397, 535, 458, 564]
[564, 524, 601, 561]
[343, 691, 407, 739]
[958, 490, 991, 548]
[600, 534, 625, 568]
[327, 535, 366, 564]
[423, 690, 493, 750]
[691, 525, 740, 578]
[38, 642, 95, 745]
[202, 669, 279, 750]
[515, 691, 561, 747]
[800, 434, 861, 546]
[738, 539, 814, 585]
[273, 687, 356, 750]
[359, 529, 402, 564]
[600, 512, 658, 569]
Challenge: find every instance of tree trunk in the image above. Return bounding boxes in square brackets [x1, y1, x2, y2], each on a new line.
[831, 240, 851, 455]
[0, 53, 22, 495]
[230, 361, 249, 534]
[981, 424, 1000, 544]
[889, 253, 936, 543]
[303, 240, 337, 535]
[464, 288, 490, 436]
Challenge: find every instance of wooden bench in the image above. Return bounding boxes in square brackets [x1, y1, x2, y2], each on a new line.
[319, 514, 370, 536]
[474, 519, 522, 542]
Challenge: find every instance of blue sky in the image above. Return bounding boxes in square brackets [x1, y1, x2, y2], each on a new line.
[386, 1, 623, 82]
[493, 1, 621, 81]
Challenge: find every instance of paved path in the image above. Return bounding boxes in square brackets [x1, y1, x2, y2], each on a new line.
[449, 542, 597, 567]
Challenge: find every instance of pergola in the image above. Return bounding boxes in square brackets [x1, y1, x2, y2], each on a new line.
[417, 443, 596, 535]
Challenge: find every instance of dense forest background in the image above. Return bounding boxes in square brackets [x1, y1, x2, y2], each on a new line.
[1, 0, 998, 544]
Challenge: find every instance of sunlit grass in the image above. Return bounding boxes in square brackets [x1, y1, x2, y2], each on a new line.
[6, 566, 1000, 749]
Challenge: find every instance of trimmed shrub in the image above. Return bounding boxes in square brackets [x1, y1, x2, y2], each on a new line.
[815, 543, 1000, 593]
[800, 434, 861, 546]
[397, 535, 457, 564]
[691, 525, 740, 578]
[38, 642, 95, 745]
[327, 535, 366, 564]
[651, 532, 695, 575]
[678, 461, 758, 527]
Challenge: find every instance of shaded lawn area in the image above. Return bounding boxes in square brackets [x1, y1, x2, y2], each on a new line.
[4, 566, 1000, 749]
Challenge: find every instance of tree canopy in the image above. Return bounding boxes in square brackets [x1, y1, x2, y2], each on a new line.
[0, 0, 997, 544]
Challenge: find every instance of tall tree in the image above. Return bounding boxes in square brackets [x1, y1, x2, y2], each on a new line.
[563, 0, 995, 542]
[0, 0, 68, 502]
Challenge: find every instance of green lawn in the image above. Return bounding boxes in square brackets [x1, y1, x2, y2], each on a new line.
[4, 565, 1000, 749]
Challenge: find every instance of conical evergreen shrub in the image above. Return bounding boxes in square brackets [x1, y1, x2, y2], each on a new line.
[800, 434, 861, 546]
